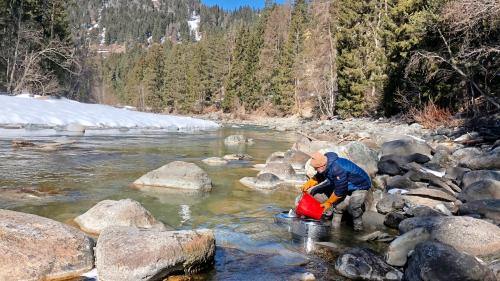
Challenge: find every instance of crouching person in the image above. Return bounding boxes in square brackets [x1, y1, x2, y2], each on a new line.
[305, 151, 371, 231]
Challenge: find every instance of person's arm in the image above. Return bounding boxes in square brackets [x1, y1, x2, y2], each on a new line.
[301, 178, 318, 192]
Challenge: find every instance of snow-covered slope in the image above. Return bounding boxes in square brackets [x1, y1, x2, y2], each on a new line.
[0, 95, 218, 131]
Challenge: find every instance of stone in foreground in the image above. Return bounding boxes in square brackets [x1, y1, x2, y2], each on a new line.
[0, 209, 94, 281]
[335, 247, 402, 281]
[134, 161, 212, 191]
[96, 227, 215, 281]
[74, 199, 167, 235]
[404, 241, 496, 281]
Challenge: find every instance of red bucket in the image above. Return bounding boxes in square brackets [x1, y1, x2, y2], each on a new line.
[295, 192, 324, 220]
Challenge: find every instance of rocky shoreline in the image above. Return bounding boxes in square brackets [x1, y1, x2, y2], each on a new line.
[1, 116, 498, 281]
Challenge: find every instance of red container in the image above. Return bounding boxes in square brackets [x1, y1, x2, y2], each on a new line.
[295, 192, 324, 220]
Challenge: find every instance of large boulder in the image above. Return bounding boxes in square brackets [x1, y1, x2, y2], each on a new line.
[335, 247, 402, 281]
[258, 162, 296, 181]
[74, 199, 167, 235]
[284, 150, 311, 170]
[459, 199, 500, 224]
[386, 227, 430, 267]
[291, 138, 336, 155]
[134, 161, 212, 192]
[345, 141, 378, 177]
[404, 241, 496, 281]
[459, 180, 500, 202]
[377, 154, 431, 176]
[452, 147, 482, 162]
[266, 151, 286, 164]
[383, 211, 407, 229]
[398, 216, 500, 257]
[386, 175, 425, 190]
[96, 227, 215, 281]
[459, 149, 500, 170]
[379, 139, 432, 159]
[462, 170, 500, 187]
[0, 209, 94, 281]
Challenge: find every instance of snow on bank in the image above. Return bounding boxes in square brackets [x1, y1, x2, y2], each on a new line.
[0, 95, 219, 131]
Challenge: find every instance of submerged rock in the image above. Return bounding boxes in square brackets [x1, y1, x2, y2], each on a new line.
[240, 173, 283, 190]
[0, 209, 94, 281]
[202, 157, 228, 166]
[335, 247, 402, 281]
[96, 227, 215, 281]
[404, 241, 496, 281]
[74, 199, 167, 235]
[223, 154, 253, 161]
[134, 161, 212, 192]
[224, 134, 248, 145]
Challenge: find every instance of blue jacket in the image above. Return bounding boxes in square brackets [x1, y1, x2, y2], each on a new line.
[320, 152, 371, 197]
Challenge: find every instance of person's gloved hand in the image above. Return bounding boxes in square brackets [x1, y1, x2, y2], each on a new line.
[320, 201, 332, 210]
[301, 178, 318, 192]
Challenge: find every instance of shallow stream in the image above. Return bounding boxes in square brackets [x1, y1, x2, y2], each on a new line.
[0, 125, 382, 280]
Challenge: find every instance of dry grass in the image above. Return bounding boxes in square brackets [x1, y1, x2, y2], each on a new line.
[409, 102, 454, 129]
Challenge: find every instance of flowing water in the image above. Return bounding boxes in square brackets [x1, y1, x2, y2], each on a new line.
[0, 125, 382, 280]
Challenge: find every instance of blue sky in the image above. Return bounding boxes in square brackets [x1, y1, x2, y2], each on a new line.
[202, 0, 285, 10]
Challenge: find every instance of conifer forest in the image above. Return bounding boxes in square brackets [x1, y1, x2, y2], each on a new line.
[1, 0, 499, 118]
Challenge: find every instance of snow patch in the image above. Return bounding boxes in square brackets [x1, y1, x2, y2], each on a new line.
[188, 11, 201, 41]
[0, 95, 219, 132]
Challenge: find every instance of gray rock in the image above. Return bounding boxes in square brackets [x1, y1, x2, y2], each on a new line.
[362, 211, 388, 230]
[460, 149, 500, 170]
[74, 199, 167, 235]
[335, 248, 402, 281]
[459, 199, 500, 224]
[258, 162, 296, 181]
[386, 175, 425, 190]
[384, 212, 407, 229]
[462, 170, 500, 187]
[377, 153, 431, 176]
[365, 189, 384, 213]
[398, 216, 500, 257]
[0, 209, 94, 281]
[404, 188, 457, 202]
[404, 241, 496, 281]
[134, 161, 212, 192]
[284, 150, 311, 170]
[386, 227, 431, 267]
[202, 157, 228, 166]
[96, 227, 215, 281]
[406, 205, 444, 217]
[459, 180, 500, 202]
[376, 194, 405, 214]
[445, 167, 471, 183]
[402, 195, 455, 211]
[380, 139, 432, 159]
[452, 147, 482, 162]
[266, 151, 286, 163]
[359, 231, 395, 242]
[239, 173, 283, 190]
[224, 134, 247, 145]
[345, 141, 378, 177]
[291, 138, 337, 155]
[488, 259, 500, 281]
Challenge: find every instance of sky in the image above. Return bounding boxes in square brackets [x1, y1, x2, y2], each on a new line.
[0, 95, 219, 133]
[202, 0, 285, 10]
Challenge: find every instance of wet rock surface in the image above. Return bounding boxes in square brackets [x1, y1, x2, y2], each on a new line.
[96, 227, 215, 281]
[0, 209, 94, 281]
[134, 161, 212, 191]
[335, 247, 403, 281]
[404, 241, 496, 281]
[74, 199, 167, 235]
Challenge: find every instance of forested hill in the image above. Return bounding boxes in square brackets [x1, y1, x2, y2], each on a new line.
[68, 0, 257, 46]
[1, 0, 498, 120]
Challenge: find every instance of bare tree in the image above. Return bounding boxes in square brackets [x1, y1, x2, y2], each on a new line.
[406, 0, 500, 113]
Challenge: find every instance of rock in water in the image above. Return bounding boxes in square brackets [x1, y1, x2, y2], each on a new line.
[96, 227, 215, 281]
[224, 135, 247, 145]
[258, 162, 296, 180]
[404, 241, 496, 281]
[385, 227, 430, 267]
[335, 247, 402, 281]
[133, 161, 212, 191]
[0, 209, 94, 280]
[74, 199, 167, 235]
[398, 216, 500, 257]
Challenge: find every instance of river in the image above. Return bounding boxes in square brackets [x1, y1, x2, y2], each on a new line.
[0, 125, 381, 280]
